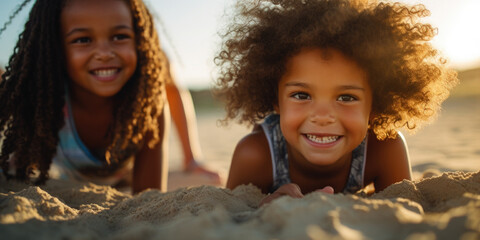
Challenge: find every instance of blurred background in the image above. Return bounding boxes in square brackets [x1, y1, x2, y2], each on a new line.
[1, 0, 479, 182]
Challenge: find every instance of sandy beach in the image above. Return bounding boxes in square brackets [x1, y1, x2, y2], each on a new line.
[1, 81, 480, 239]
[1, 171, 479, 239]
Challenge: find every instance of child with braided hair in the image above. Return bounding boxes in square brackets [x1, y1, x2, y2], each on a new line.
[0, 0, 169, 193]
[216, 0, 458, 205]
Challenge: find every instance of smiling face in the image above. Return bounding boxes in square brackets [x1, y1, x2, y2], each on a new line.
[276, 48, 372, 168]
[61, 0, 137, 98]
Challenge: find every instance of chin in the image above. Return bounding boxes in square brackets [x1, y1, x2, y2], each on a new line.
[304, 155, 339, 166]
[309, 160, 338, 166]
[95, 88, 123, 97]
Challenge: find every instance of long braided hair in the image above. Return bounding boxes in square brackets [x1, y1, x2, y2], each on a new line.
[0, 0, 166, 183]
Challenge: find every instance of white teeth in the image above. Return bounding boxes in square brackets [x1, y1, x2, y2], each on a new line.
[306, 134, 339, 144]
[93, 69, 117, 77]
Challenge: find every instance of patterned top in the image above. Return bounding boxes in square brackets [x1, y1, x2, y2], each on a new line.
[49, 94, 135, 186]
[260, 114, 367, 194]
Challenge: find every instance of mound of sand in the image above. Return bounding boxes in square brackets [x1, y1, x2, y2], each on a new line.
[1, 171, 479, 240]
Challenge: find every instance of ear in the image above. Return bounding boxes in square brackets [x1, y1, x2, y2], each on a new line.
[273, 102, 279, 113]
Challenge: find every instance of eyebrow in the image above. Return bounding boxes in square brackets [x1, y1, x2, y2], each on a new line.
[338, 85, 366, 91]
[284, 82, 309, 88]
[284, 81, 366, 91]
[65, 25, 133, 38]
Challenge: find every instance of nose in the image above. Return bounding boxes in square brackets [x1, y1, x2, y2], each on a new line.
[94, 41, 115, 61]
[309, 101, 336, 126]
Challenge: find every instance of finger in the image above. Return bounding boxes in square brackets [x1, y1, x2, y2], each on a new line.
[260, 195, 275, 206]
[323, 186, 334, 194]
[278, 183, 304, 198]
[315, 186, 334, 194]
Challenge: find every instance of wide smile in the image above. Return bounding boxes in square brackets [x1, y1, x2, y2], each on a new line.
[304, 134, 340, 144]
[90, 68, 121, 81]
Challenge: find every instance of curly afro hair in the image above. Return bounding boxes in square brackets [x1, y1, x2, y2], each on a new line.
[0, 0, 167, 183]
[214, 0, 458, 139]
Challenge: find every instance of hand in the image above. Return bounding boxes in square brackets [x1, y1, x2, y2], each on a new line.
[315, 186, 335, 194]
[260, 183, 303, 206]
[185, 160, 222, 184]
[260, 184, 335, 206]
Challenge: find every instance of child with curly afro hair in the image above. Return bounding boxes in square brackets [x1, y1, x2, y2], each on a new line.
[215, 0, 458, 205]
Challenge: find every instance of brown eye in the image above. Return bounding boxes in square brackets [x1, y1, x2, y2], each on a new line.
[291, 92, 311, 100]
[72, 37, 91, 44]
[337, 95, 356, 102]
[113, 34, 130, 41]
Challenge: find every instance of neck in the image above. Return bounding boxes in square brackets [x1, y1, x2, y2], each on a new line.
[68, 86, 114, 114]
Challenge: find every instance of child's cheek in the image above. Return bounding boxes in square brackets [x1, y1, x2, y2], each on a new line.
[339, 107, 370, 136]
[278, 102, 308, 138]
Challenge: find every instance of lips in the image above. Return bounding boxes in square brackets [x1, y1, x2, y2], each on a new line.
[305, 134, 340, 144]
[90, 68, 120, 81]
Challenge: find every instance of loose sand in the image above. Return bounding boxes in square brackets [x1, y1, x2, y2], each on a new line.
[0, 171, 479, 239]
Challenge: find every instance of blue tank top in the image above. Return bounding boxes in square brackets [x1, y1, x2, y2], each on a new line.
[260, 114, 367, 194]
[50, 93, 135, 186]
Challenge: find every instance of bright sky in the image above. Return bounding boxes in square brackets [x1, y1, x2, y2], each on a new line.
[0, 0, 479, 89]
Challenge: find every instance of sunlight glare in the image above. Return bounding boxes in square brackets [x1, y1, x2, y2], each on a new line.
[443, 1, 480, 68]
[431, 0, 480, 69]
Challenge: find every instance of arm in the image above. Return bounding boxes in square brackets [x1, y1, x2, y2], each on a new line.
[226, 128, 273, 193]
[366, 131, 412, 192]
[132, 107, 170, 194]
[165, 81, 220, 182]
[165, 81, 203, 167]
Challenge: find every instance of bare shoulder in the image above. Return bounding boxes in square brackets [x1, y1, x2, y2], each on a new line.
[232, 127, 270, 166]
[226, 126, 273, 193]
[364, 131, 412, 192]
